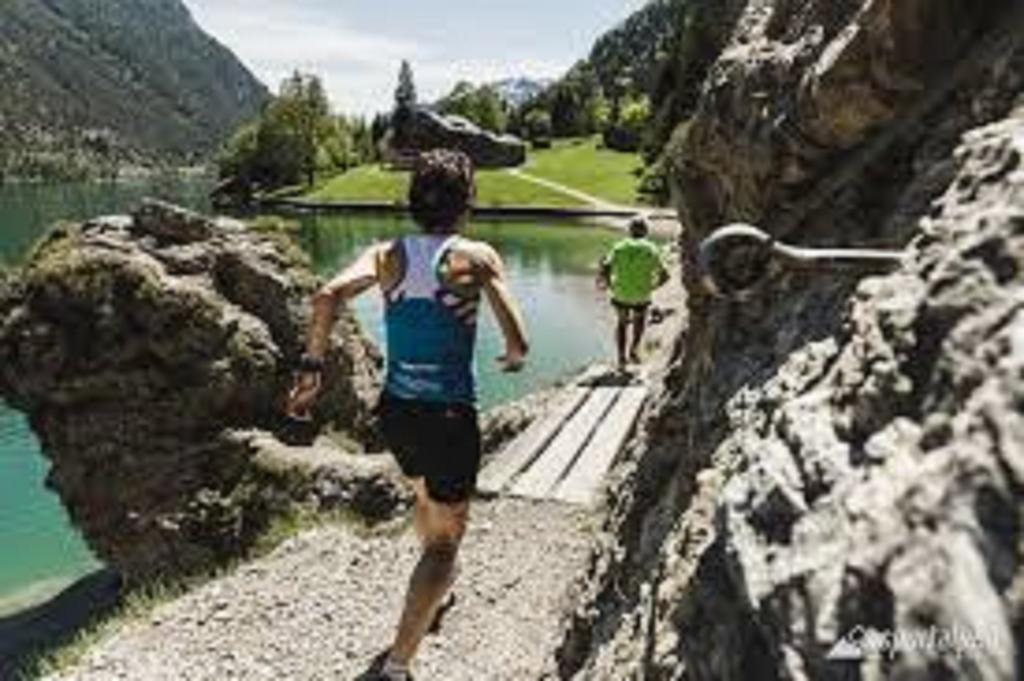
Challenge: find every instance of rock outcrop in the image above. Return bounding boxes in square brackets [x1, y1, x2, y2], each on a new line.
[403, 109, 527, 168]
[0, 201, 392, 582]
[560, 2, 1024, 680]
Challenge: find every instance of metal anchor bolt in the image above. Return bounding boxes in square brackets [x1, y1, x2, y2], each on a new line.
[698, 224, 907, 299]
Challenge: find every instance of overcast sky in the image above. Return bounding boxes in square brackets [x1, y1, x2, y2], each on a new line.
[182, 0, 645, 117]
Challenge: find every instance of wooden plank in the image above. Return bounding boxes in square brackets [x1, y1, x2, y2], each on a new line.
[477, 387, 590, 496]
[553, 387, 648, 505]
[510, 388, 621, 499]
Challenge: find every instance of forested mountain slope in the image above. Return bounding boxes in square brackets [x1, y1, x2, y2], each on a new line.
[587, 0, 683, 95]
[0, 0, 269, 164]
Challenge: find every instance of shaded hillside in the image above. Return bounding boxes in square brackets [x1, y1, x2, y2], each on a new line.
[587, 0, 683, 96]
[0, 0, 269, 163]
[511, 1, 684, 147]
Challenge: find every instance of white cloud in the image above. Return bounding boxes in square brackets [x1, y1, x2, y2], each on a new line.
[183, 1, 571, 116]
[184, 1, 418, 115]
[188, 3, 418, 67]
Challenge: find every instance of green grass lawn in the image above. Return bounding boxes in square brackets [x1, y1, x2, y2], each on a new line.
[473, 170, 585, 208]
[306, 165, 408, 203]
[304, 137, 642, 208]
[525, 137, 643, 206]
[307, 165, 587, 208]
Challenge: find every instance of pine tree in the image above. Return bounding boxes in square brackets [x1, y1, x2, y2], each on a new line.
[395, 60, 417, 111]
[393, 60, 418, 146]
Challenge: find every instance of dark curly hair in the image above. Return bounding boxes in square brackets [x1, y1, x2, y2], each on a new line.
[409, 149, 476, 232]
[629, 215, 651, 238]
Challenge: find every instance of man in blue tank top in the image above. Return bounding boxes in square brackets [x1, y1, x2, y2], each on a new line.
[287, 150, 529, 681]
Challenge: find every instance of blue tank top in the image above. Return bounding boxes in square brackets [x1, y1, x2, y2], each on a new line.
[383, 235, 480, 405]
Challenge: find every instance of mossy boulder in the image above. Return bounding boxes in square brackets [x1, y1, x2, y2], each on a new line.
[0, 200, 387, 581]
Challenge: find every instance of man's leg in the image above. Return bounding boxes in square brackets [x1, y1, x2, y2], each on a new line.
[615, 304, 630, 369]
[629, 305, 648, 363]
[410, 479, 430, 544]
[389, 480, 468, 667]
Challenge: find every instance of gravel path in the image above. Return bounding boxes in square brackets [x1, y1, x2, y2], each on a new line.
[49, 499, 592, 681]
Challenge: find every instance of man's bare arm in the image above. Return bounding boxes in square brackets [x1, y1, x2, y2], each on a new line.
[286, 244, 384, 418]
[597, 255, 612, 290]
[461, 242, 529, 371]
[306, 244, 384, 358]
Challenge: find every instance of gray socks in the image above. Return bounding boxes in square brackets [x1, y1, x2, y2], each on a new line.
[382, 657, 410, 681]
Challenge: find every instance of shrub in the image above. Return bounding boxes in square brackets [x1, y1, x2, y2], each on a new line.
[603, 97, 651, 152]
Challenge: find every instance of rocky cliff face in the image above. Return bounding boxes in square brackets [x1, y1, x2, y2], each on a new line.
[560, 2, 1024, 679]
[0, 202, 392, 582]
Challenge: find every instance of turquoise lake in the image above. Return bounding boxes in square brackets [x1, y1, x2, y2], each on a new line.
[0, 181, 620, 614]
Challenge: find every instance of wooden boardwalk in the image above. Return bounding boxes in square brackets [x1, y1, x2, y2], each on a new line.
[478, 370, 649, 506]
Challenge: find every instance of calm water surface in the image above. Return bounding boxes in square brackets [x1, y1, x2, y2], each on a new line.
[0, 182, 621, 613]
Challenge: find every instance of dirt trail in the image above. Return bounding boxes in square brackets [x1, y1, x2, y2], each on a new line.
[38, 222, 687, 681]
[507, 169, 680, 238]
[48, 499, 591, 681]
[507, 169, 624, 212]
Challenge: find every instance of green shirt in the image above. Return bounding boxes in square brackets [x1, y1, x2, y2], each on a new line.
[606, 237, 664, 305]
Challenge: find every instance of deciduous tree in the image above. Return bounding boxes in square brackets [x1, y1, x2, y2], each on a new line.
[218, 71, 356, 192]
[437, 82, 509, 133]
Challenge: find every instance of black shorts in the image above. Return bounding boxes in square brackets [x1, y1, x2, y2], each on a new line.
[377, 392, 482, 504]
[612, 299, 651, 317]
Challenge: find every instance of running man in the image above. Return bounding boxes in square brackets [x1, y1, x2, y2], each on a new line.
[286, 150, 528, 681]
[597, 216, 669, 369]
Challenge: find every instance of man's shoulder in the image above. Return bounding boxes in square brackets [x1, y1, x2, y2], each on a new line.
[612, 237, 656, 254]
[367, 239, 401, 263]
[452, 237, 499, 258]
[625, 238, 660, 256]
[610, 238, 633, 254]
[451, 237, 504, 275]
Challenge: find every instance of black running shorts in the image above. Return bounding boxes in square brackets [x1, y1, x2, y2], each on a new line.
[378, 392, 482, 504]
[612, 299, 651, 317]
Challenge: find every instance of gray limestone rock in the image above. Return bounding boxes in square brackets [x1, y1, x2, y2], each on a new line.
[558, 2, 1024, 679]
[0, 200, 383, 581]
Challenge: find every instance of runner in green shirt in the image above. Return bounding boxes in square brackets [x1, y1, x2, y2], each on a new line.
[597, 216, 669, 369]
